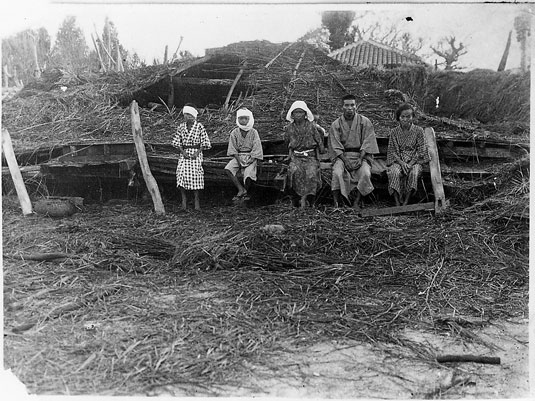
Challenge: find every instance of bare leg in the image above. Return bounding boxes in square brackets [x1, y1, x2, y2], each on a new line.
[402, 189, 414, 206]
[194, 190, 201, 210]
[225, 169, 246, 197]
[332, 190, 341, 208]
[352, 191, 362, 210]
[393, 191, 401, 206]
[300, 195, 308, 208]
[180, 187, 187, 210]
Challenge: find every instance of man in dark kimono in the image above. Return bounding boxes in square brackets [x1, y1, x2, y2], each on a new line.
[328, 94, 379, 209]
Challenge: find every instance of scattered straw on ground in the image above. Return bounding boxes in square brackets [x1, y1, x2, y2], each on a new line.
[3, 192, 528, 395]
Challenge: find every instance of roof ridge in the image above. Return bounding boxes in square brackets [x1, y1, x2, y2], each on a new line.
[329, 39, 421, 61]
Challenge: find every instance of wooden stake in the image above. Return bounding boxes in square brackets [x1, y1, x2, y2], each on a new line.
[424, 127, 447, 214]
[130, 101, 165, 215]
[1, 129, 33, 215]
[361, 202, 435, 217]
[163, 45, 168, 65]
[223, 62, 247, 111]
[171, 36, 184, 62]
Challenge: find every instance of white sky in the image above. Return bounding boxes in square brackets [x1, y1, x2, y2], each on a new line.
[0, 1, 532, 71]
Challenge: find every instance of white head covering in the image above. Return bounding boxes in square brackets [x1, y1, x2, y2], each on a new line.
[236, 108, 254, 131]
[286, 100, 314, 122]
[182, 105, 198, 119]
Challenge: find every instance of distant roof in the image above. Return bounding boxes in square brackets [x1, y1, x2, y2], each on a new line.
[329, 40, 424, 68]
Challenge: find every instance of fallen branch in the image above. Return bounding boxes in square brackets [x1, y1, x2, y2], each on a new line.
[5, 252, 73, 261]
[436, 355, 501, 364]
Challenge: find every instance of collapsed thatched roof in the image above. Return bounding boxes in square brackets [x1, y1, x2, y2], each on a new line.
[1, 40, 530, 154]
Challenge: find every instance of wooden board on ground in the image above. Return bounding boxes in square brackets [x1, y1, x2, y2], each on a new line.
[361, 202, 435, 217]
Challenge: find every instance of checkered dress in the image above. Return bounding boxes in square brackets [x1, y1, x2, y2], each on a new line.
[172, 121, 211, 190]
[386, 124, 430, 196]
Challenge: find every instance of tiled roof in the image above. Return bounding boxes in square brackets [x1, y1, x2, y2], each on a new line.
[329, 40, 423, 67]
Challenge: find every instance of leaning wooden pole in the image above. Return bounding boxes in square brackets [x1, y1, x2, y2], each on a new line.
[223, 62, 247, 111]
[130, 101, 165, 215]
[424, 127, 447, 214]
[2, 128, 33, 215]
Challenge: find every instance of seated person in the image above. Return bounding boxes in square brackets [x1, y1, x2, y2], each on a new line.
[386, 103, 430, 206]
[224, 108, 263, 201]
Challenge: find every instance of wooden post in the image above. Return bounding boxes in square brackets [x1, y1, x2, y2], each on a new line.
[130, 101, 165, 215]
[424, 127, 447, 214]
[223, 62, 247, 111]
[167, 75, 175, 109]
[2, 129, 33, 215]
[163, 45, 168, 65]
[116, 42, 124, 72]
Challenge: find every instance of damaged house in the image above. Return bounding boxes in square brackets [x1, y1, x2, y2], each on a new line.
[1, 40, 529, 214]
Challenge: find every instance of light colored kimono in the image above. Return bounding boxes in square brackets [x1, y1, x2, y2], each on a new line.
[225, 127, 263, 181]
[328, 114, 379, 199]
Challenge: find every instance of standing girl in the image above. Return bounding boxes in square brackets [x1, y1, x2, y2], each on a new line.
[172, 104, 211, 210]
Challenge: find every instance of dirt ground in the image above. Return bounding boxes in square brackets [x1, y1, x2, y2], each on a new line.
[2, 198, 531, 399]
[144, 314, 531, 398]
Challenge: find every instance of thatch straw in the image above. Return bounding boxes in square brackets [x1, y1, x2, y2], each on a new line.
[3, 189, 527, 394]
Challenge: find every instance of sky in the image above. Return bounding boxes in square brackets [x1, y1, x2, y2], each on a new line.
[0, 1, 532, 71]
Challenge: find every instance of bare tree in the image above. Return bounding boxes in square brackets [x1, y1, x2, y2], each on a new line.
[430, 36, 467, 70]
[351, 21, 424, 55]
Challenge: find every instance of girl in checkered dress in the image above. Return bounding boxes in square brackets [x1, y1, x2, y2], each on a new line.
[386, 103, 430, 206]
[172, 104, 211, 210]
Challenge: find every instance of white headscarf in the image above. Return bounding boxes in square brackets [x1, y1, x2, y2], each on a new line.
[182, 105, 198, 119]
[236, 108, 254, 131]
[286, 100, 314, 122]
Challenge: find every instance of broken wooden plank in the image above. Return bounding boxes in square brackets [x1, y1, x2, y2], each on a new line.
[361, 202, 435, 217]
[131, 100, 165, 215]
[2, 128, 33, 215]
[424, 127, 447, 214]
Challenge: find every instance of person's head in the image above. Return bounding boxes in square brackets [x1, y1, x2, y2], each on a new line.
[395, 103, 415, 129]
[291, 108, 307, 122]
[342, 94, 357, 119]
[236, 108, 254, 131]
[286, 100, 313, 123]
[183, 103, 198, 122]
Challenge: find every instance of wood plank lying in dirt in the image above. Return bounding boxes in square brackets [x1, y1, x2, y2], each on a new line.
[361, 202, 436, 217]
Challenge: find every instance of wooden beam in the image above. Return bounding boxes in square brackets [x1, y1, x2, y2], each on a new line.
[265, 42, 294, 68]
[169, 55, 214, 77]
[1, 129, 33, 215]
[292, 50, 306, 79]
[361, 202, 435, 217]
[223, 62, 247, 111]
[130, 101, 165, 215]
[172, 77, 241, 86]
[424, 127, 447, 214]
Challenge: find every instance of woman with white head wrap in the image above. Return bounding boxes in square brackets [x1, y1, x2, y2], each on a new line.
[224, 108, 263, 201]
[171, 104, 212, 210]
[283, 100, 326, 208]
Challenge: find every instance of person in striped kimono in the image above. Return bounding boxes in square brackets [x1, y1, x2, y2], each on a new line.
[172, 104, 211, 211]
[386, 103, 430, 206]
